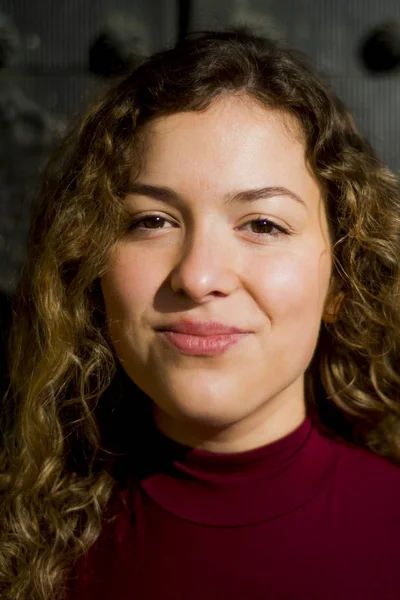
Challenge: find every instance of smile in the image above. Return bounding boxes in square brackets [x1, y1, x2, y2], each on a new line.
[158, 331, 249, 356]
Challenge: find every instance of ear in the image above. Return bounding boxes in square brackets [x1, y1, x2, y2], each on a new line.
[322, 287, 344, 324]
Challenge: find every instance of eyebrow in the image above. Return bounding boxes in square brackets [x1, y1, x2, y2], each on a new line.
[125, 182, 307, 209]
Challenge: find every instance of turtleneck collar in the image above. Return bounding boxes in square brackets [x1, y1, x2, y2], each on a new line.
[133, 415, 339, 526]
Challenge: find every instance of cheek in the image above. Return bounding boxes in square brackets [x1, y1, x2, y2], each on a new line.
[249, 249, 330, 323]
[101, 249, 162, 318]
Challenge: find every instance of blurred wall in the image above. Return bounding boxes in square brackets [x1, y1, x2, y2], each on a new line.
[0, 0, 175, 296]
[1, 0, 400, 296]
[193, 0, 400, 169]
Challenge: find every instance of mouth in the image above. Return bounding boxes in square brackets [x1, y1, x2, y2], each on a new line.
[158, 330, 249, 357]
[156, 319, 247, 336]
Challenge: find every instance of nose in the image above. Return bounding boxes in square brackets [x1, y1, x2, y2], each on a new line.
[169, 226, 239, 302]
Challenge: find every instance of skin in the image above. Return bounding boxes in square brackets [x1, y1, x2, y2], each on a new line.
[101, 94, 334, 454]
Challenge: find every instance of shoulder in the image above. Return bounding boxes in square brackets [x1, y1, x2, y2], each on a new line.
[323, 431, 400, 507]
[311, 430, 400, 571]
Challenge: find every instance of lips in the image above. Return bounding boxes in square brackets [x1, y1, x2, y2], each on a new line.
[157, 320, 246, 336]
[158, 331, 248, 356]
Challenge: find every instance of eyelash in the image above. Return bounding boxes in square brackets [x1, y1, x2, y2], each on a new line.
[127, 214, 290, 239]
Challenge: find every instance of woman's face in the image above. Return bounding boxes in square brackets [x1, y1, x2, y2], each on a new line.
[101, 95, 333, 453]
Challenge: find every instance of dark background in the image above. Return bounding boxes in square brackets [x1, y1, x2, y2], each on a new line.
[1, 0, 400, 387]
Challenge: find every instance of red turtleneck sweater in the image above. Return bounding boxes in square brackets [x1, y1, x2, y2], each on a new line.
[64, 415, 400, 599]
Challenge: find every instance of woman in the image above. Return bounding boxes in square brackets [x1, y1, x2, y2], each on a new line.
[1, 29, 400, 600]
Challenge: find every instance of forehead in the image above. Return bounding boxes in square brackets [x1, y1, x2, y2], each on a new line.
[141, 96, 305, 169]
[136, 95, 322, 213]
[142, 94, 305, 160]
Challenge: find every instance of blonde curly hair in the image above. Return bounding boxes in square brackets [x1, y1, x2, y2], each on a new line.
[1, 29, 400, 600]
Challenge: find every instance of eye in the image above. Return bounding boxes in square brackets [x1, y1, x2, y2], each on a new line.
[127, 214, 290, 238]
[128, 214, 174, 232]
[239, 218, 290, 238]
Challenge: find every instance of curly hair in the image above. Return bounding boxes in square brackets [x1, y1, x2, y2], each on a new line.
[1, 28, 400, 600]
